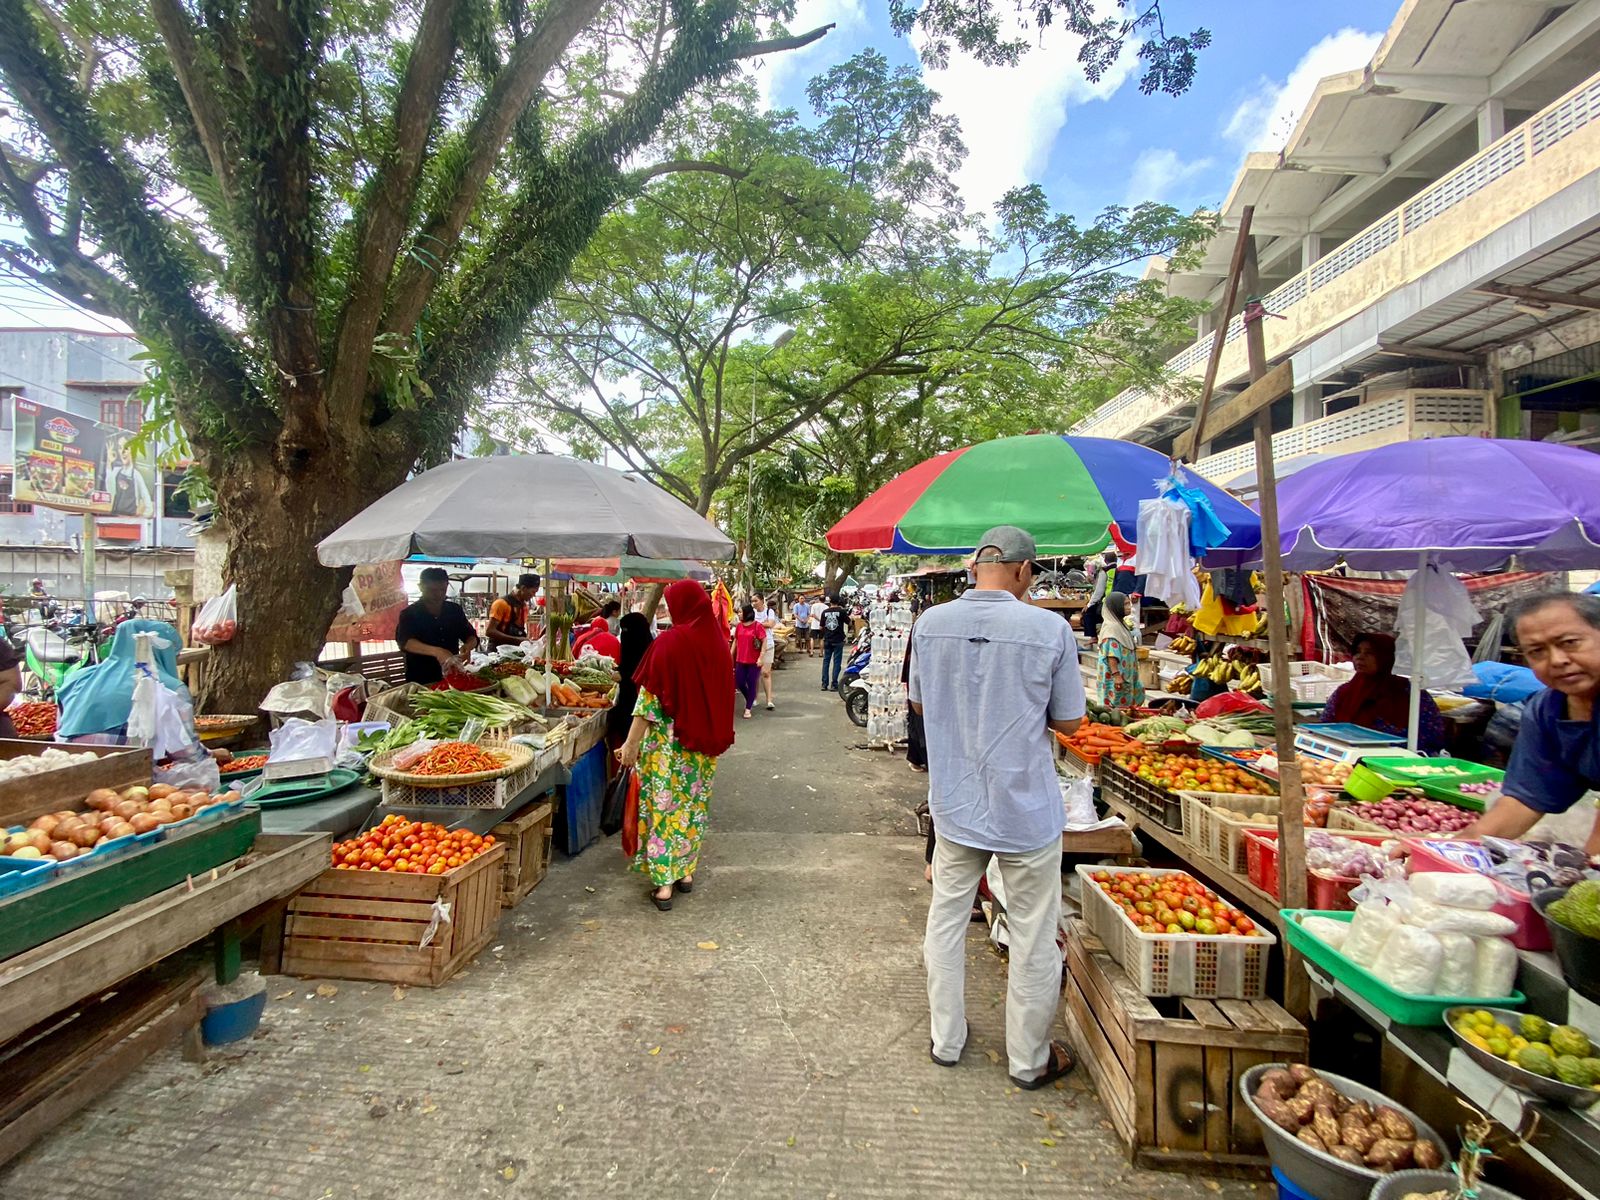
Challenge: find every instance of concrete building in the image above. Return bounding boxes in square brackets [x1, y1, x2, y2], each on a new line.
[1072, 0, 1600, 483]
[0, 327, 196, 548]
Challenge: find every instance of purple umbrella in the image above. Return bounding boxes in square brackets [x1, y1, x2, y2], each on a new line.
[1273, 438, 1600, 572]
[1262, 437, 1600, 748]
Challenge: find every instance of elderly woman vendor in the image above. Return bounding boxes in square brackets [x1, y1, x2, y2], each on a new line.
[1466, 592, 1600, 855]
[1320, 632, 1446, 753]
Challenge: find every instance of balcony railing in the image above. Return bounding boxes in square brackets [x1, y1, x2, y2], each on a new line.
[1074, 66, 1600, 441]
[1193, 390, 1492, 483]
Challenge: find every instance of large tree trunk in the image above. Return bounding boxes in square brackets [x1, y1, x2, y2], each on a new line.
[199, 444, 412, 713]
[823, 551, 858, 597]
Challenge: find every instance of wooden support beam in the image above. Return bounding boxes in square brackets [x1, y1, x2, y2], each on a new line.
[1173, 360, 1295, 461]
[1181, 207, 1257, 460]
[1240, 238, 1310, 1020]
[1474, 283, 1600, 312]
[1376, 341, 1486, 366]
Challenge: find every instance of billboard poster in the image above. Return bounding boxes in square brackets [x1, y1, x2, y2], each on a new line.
[12, 398, 158, 516]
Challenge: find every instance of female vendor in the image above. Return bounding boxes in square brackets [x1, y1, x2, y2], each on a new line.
[1321, 632, 1446, 753]
[1466, 592, 1600, 855]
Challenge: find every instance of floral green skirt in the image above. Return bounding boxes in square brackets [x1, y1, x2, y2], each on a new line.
[631, 689, 719, 887]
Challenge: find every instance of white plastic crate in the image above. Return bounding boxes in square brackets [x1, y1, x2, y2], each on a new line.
[378, 746, 549, 809]
[1073, 865, 1277, 999]
[1259, 660, 1353, 703]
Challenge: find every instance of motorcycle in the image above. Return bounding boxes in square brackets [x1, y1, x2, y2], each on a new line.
[843, 674, 869, 727]
[836, 626, 872, 698]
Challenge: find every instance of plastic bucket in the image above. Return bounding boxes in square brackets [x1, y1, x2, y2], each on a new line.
[1344, 763, 1395, 803]
[200, 986, 267, 1046]
[1275, 1166, 1322, 1200]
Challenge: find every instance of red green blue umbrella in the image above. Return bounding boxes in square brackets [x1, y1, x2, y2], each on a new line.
[825, 434, 1260, 560]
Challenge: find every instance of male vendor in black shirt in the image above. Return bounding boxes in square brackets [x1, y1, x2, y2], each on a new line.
[395, 567, 479, 684]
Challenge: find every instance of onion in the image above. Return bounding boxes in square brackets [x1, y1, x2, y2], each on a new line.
[104, 820, 135, 839]
[121, 786, 149, 802]
[29, 814, 61, 837]
[25, 829, 51, 852]
[85, 788, 122, 811]
[170, 803, 193, 821]
[112, 800, 143, 820]
[150, 810, 176, 825]
[147, 784, 175, 800]
[67, 823, 100, 847]
[49, 840, 80, 860]
[129, 813, 160, 834]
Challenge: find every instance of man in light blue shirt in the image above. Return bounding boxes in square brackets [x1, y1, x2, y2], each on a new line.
[909, 525, 1085, 1090]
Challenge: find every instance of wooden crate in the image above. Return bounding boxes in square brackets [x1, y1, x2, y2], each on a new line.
[1061, 918, 1306, 1178]
[282, 843, 505, 987]
[492, 800, 554, 908]
[0, 741, 149, 828]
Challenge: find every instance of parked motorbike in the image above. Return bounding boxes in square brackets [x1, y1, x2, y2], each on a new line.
[837, 626, 872, 697]
[843, 675, 869, 727]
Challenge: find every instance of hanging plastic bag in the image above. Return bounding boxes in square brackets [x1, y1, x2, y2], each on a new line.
[193, 584, 238, 646]
[128, 653, 221, 793]
[602, 766, 635, 836]
[1394, 565, 1477, 690]
[268, 716, 339, 766]
[1060, 773, 1097, 831]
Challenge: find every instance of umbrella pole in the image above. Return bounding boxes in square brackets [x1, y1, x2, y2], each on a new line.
[543, 557, 554, 713]
[1407, 550, 1428, 752]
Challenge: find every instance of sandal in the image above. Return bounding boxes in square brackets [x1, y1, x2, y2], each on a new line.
[675, 877, 694, 894]
[1010, 1041, 1076, 1090]
[650, 888, 673, 912]
[929, 1020, 970, 1068]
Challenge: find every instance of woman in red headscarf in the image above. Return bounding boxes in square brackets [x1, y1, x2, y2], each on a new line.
[572, 615, 621, 662]
[617, 580, 735, 910]
[1322, 632, 1447, 752]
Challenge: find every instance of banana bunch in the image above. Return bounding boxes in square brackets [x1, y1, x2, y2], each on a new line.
[1169, 635, 1197, 655]
[1251, 612, 1270, 636]
[1236, 664, 1263, 695]
[1169, 672, 1194, 695]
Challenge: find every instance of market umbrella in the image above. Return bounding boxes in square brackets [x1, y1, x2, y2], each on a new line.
[825, 434, 1260, 560]
[316, 455, 734, 566]
[550, 556, 712, 584]
[1261, 437, 1600, 747]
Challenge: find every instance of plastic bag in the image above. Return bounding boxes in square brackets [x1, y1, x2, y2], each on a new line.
[1372, 925, 1443, 994]
[393, 738, 442, 771]
[602, 766, 635, 836]
[1433, 931, 1477, 997]
[1195, 691, 1269, 720]
[1394, 565, 1477, 690]
[269, 716, 338, 765]
[1410, 872, 1498, 911]
[1344, 898, 1402, 967]
[1060, 773, 1097, 831]
[1471, 935, 1518, 998]
[193, 584, 238, 646]
[1402, 899, 1517, 937]
[1299, 916, 1351, 949]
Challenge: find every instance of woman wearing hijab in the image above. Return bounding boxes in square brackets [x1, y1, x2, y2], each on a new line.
[1096, 592, 1145, 708]
[1322, 632, 1446, 752]
[732, 604, 766, 720]
[617, 581, 736, 911]
[606, 613, 654, 751]
[572, 614, 622, 662]
[58, 619, 190, 740]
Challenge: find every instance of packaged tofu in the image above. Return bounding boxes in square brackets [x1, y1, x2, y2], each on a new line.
[1470, 936, 1518, 999]
[1410, 872, 1498, 911]
[1433, 931, 1477, 996]
[1372, 925, 1444, 995]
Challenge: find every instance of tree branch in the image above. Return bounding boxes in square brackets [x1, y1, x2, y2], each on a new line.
[327, 0, 462, 435]
[149, 0, 236, 202]
[728, 23, 835, 60]
[381, 0, 607, 343]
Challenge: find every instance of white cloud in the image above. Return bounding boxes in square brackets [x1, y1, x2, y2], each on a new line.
[751, 0, 870, 110]
[916, 6, 1137, 219]
[1224, 27, 1382, 152]
[1124, 148, 1213, 207]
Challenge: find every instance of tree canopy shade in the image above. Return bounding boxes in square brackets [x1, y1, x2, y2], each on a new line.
[893, 0, 1211, 94]
[0, 0, 837, 707]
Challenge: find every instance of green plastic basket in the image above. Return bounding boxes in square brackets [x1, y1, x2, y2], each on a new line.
[1280, 909, 1524, 1026]
[1362, 756, 1501, 785]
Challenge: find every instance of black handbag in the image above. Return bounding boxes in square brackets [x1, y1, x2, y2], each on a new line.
[601, 765, 634, 836]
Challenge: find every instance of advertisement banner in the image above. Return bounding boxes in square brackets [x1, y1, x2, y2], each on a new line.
[12, 398, 157, 516]
[326, 560, 408, 643]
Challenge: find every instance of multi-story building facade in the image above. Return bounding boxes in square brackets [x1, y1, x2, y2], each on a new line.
[1072, 0, 1600, 485]
[0, 327, 196, 548]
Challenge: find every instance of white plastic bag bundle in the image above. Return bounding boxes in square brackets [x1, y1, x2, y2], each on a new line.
[1433, 931, 1477, 997]
[1299, 916, 1351, 949]
[193, 583, 238, 646]
[1403, 899, 1516, 938]
[1344, 901, 1402, 967]
[1410, 872, 1498, 911]
[1372, 925, 1443, 994]
[1060, 774, 1097, 831]
[268, 716, 339, 765]
[1471, 936, 1518, 998]
[1394, 565, 1478, 690]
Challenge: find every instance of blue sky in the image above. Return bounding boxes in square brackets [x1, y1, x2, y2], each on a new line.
[3, 1, 1405, 330]
[756, 0, 1402, 223]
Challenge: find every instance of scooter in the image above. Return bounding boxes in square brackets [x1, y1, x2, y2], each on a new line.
[836, 626, 872, 697]
[843, 674, 869, 727]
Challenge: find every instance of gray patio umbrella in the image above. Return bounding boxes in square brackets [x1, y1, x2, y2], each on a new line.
[317, 455, 734, 566]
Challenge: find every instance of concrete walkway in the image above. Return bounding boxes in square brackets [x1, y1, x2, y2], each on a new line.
[2, 667, 1263, 1199]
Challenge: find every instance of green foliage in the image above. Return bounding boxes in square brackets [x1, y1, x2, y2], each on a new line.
[890, 1, 1210, 95]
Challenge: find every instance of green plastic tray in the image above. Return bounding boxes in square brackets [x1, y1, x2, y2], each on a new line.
[1362, 756, 1501, 785]
[243, 768, 361, 808]
[1280, 908, 1524, 1026]
[219, 748, 269, 781]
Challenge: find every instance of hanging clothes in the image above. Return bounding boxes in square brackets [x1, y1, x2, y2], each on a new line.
[1160, 477, 1235, 559]
[1192, 577, 1260, 638]
[1135, 497, 1200, 608]
[1212, 567, 1257, 608]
